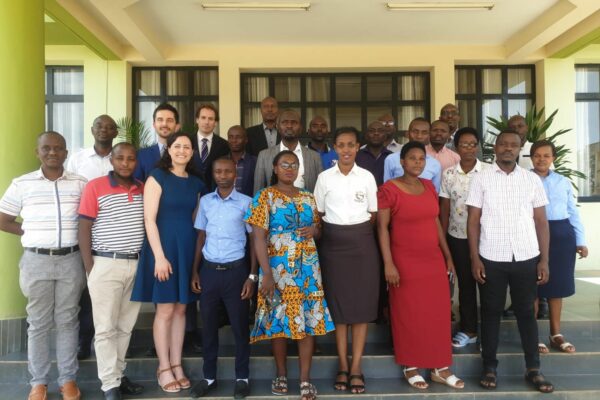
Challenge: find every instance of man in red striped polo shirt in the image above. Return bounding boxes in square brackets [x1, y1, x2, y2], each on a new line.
[78, 143, 145, 400]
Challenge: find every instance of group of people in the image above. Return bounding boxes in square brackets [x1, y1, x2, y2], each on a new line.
[0, 96, 588, 400]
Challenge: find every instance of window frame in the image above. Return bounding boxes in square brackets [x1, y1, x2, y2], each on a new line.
[132, 66, 219, 130]
[45, 65, 84, 131]
[240, 71, 431, 136]
[574, 64, 600, 202]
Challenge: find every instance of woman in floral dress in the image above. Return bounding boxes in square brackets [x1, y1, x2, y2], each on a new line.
[245, 150, 334, 400]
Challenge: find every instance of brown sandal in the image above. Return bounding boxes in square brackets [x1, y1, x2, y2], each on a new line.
[271, 376, 288, 395]
[300, 381, 317, 400]
[157, 367, 180, 393]
[171, 364, 191, 389]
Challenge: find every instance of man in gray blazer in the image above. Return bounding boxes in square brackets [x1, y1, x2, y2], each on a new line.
[254, 109, 323, 193]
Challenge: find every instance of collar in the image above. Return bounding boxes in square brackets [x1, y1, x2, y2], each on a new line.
[263, 123, 277, 132]
[85, 146, 111, 159]
[387, 139, 401, 148]
[334, 163, 358, 176]
[107, 171, 142, 189]
[492, 161, 521, 175]
[35, 168, 68, 181]
[210, 187, 240, 201]
[456, 159, 482, 175]
[280, 141, 301, 153]
[197, 131, 214, 142]
[228, 152, 246, 162]
[359, 146, 392, 158]
[426, 144, 449, 155]
[307, 142, 331, 153]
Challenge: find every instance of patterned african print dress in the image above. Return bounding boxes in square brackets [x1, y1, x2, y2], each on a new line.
[244, 187, 335, 343]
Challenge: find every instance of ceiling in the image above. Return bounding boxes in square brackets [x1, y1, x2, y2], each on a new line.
[48, 0, 600, 61]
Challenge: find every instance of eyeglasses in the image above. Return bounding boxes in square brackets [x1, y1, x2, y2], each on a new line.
[458, 143, 478, 149]
[380, 121, 395, 127]
[279, 162, 299, 170]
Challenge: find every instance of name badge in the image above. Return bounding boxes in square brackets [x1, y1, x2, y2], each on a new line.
[354, 191, 366, 203]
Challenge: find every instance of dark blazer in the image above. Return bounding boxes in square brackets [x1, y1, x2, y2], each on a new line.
[235, 153, 258, 197]
[192, 133, 230, 189]
[133, 144, 161, 182]
[246, 124, 280, 157]
[254, 144, 323, 193]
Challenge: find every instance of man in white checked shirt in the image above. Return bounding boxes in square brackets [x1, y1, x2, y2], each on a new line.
[0, 132, 87, 400]
[466, 130, 553, 394]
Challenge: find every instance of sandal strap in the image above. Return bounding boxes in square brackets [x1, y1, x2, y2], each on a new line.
[550, 333, 564, 340]
[403, 367, 418, 372]
[300, 381, 317, 396]
[434, 367, 449, 374]
[444, 374, 461, 386]
[407, 374, 426, 385]
[560, 341, 574, 350]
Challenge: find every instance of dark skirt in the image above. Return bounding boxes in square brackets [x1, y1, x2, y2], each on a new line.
[538, 219, 577, 299]
[319, 221, 380, 324]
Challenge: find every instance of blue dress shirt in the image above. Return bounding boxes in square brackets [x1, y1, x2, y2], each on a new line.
[537, 170, 586, 246]
[383, 152, 442, 192]
[194, 188, 252, 263]
[308, 143, 338, 170]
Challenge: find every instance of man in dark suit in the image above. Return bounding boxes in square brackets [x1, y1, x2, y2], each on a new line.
[227, 125, 257, 197]
[133, 103, 180, 182]
[191, 104, 230, 189]
[254, 109, 323, 193]
[245, 96, 280, 156]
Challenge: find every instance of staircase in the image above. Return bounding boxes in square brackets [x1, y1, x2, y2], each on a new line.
[1, 317, 599, 399]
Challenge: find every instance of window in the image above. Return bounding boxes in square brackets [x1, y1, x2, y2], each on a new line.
[455, 65, 535, 147]
[133, 67, 219, 139]
[575, 65, 600, 199]
[45, 66, 84, 152]
[241, 72, 430, 138]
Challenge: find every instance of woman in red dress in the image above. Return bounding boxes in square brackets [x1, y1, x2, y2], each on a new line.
[377, 141, 464, 390]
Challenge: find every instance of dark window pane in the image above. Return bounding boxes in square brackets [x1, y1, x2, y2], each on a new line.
[482, 69, 502, 94]
[456, 99, 477, 131]
[367, 76, 391, 101]
[244, 77, 269, 102]
[243, 106, 262, 128]
[399, 75, 425, 100]
[455, 69, 476, 95]
[194, 70, 219, 96]
[367, 106, 391, 125]
[306, 107, 330, 128]
[507, 68, 532, 94]
[166, 70, 189, 96]
[136, 70, 161, 96]
[335, 76, 361, 101]
[336, 106, 361, 130]
[306, 77, 330, 101]
[274, 77, 301, 102]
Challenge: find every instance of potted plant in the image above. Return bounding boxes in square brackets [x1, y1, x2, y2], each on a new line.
[116, 117, 152, 149]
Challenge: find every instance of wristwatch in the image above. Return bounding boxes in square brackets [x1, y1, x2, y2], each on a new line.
[248, 274, 258, 283]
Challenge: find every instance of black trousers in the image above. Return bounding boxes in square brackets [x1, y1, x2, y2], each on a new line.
[447, 235, 478, 334]
[78, 287, 94, 348]
[479, 256, 540, 370]
[200, 258, 250, 380]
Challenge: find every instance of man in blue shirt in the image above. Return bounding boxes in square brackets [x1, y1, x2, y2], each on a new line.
[383, 117, 442, 192]
[307, 116, 338, 169]
[190, 157, 257, 399]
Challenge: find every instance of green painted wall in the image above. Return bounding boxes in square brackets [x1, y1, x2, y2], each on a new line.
[0, 0, 45, 318]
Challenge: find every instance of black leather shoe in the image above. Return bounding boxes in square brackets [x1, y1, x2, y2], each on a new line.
[120, 376, 144, 395]
[233, 380, 250, 399]
[190, 379, 217, 398]
[104, 387, 122, 400]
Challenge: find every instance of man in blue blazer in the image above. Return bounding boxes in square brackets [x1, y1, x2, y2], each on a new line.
[191, 104, 230, 189]
[133, 103, 180, 181]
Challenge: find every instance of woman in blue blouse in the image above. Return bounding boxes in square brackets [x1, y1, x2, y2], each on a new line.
[530, 140, 588, 354]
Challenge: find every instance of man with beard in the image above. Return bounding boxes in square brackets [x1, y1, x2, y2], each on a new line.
[134, 103, 180, 181]
[426, 120, 460, 171]
[246, 97, 280, 156]
[78, 143, 145, 399]
[379, 113, 403, 152]
[67, 114, 119, 360]
[307, 116, 338, 169]
[254, 109, 322, 192]
[440, 104, 461, 150]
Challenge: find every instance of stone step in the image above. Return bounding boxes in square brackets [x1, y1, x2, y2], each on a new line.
[2, 375, 599, 399]
[2, 339, 600, 383]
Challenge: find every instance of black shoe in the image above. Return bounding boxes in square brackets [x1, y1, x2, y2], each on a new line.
[144, 346, 157, 357]
[190, 379, 217, 398]
[120, 376, 144, 395]
[104, 387, 122, 400]
[77, 345, 91, 360]
[233, 380, 250, 399]
[503, 304, 515, 318]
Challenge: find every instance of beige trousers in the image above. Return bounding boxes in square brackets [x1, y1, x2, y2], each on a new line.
[88, 256, 141, 392]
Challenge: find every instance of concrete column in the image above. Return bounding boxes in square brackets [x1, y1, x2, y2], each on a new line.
[0, 0, 45, 318]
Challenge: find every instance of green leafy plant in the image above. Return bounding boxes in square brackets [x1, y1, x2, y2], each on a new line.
[116, 117, 152, 149]
[485, 105, 586, 188]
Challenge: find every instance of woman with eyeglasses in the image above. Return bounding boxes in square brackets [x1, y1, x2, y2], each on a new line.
[314, 127, 381, 394]
[378, 141, 463, 390]
[245, 150, 334, 400]
[439, 128, 489, 349]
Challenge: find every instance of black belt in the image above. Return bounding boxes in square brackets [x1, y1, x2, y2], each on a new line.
[204, 258, 246, 271]
[25, 245, 79, 256]
[92, 250, 139, 260]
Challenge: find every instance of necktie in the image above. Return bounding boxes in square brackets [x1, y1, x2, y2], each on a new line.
[200, 138, 209, 163]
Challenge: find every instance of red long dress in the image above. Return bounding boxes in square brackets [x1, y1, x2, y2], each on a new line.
[378, 179, 452, 368]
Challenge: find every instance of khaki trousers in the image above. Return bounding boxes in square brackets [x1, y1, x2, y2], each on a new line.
[88, 256, 141, 392]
